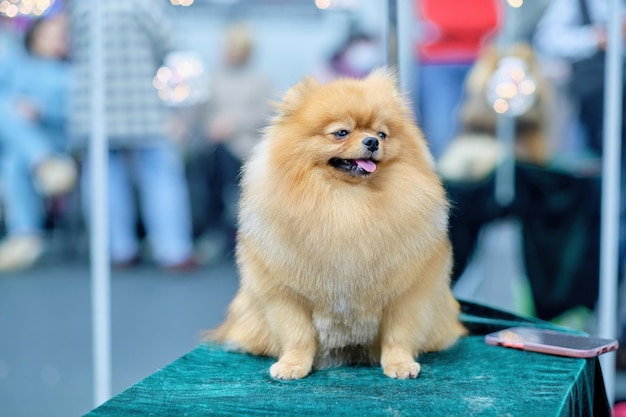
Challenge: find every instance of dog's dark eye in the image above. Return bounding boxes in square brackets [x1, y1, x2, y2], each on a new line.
[334, 130, 350, 139]
[377, 131, 387, 140]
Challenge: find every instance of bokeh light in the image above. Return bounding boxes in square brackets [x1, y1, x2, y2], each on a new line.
[170, 0, 194, 6]
[0, 0, 54, 17]
[315, 0, 332, 9]
[486, 56, 537, 116]
[507, 0, 523, 8]
[314, 0, 358, 10]
[153, 52, 210, 107]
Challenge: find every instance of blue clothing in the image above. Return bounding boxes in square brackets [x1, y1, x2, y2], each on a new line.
[0, 48, 68, 134]
[415, 63, 471, 159]
[81, 145, 194, 266]
[0, 47, 69, 234]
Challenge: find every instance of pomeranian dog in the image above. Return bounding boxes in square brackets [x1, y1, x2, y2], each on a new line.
[209, 69, 466, 380]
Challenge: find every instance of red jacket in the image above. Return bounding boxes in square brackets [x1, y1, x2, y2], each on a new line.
[416, 0, 501, 64]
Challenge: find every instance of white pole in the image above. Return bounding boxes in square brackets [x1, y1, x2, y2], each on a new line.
[387, 0, 398, 72]
[495, 1, 517, 207]
[90, 0, 111, 406]
[396, 0, 414, 93]
[599, 0, 623, 406]
[495, 114, 516, 206]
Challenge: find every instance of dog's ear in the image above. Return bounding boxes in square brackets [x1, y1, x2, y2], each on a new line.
[280, 76, 320, 113]
[365, 67, 415, 117]
[365, 67, 400, 94]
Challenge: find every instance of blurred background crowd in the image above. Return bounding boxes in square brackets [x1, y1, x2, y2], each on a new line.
[2, 0, 626, 415]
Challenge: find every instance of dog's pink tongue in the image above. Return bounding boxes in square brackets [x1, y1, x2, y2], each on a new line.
[356, 159, 377, 173]
[356, 159, 376, 173]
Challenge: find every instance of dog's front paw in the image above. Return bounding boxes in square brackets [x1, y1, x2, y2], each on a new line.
[270, 360, 311, 380]
[383, 361, 421, 379]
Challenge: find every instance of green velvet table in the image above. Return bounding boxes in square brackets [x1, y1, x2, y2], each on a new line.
[85, 301, 610, 416]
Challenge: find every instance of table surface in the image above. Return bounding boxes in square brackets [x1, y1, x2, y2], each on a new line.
[85, 302, 610, 416]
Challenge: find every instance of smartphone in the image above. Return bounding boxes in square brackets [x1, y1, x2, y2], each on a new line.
[485, 326, 619, 358]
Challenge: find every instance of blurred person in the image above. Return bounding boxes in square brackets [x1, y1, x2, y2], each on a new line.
[415, 0, 501, 159]
[69, 0, 195, 271]
[189, 22, 274, 258]
[533, 0, 625, 155]
[0, 14, 76, 272]
[311, 28, 384, 84]
[534, 0, 626, 352]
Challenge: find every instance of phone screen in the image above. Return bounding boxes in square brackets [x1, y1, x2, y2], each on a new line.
[486, 327, 619, 358]
[496, 327, 612, 350]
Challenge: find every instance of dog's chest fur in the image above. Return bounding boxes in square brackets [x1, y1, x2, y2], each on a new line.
[314, 298, 379, 347]
[311, 296, 381, 368]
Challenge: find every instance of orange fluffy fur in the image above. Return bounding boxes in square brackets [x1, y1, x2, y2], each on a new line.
[209, 69, 466, 380]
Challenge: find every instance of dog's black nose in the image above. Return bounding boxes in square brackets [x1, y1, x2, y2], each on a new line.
[362, 137, 379, 152]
